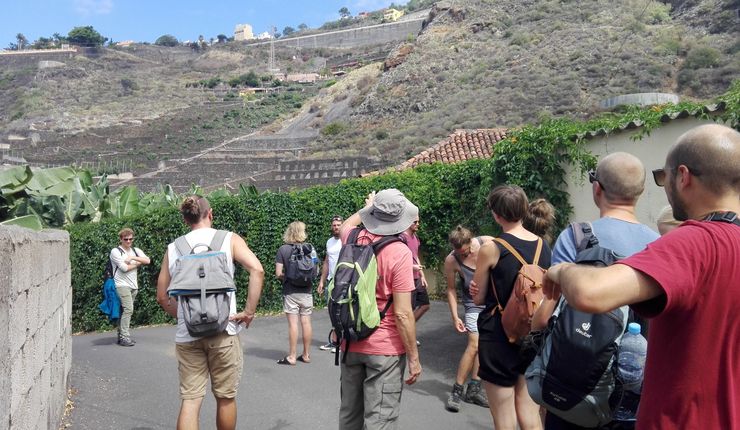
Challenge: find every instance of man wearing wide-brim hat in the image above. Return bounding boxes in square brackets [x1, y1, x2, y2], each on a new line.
[337, 189, 422, 430]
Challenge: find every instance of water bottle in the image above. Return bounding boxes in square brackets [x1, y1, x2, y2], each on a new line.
[614, 322, 647, 422]
[310, 248, 319, 265]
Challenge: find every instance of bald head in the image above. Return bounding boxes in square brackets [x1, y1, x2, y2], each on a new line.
[596, 152, 646, 204]
[667, 124, 740, 195]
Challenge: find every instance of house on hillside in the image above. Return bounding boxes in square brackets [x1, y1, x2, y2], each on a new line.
[116, 40, 135, 47]
[234, 24, 254, 41]
[285, 73, 320, 84]
[383, 8, 405, 22]
[358, 12, 371, 19]
[256, 31, 273, 40]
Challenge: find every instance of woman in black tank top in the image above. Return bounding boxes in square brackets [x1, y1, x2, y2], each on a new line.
[471, 185, 554, 430]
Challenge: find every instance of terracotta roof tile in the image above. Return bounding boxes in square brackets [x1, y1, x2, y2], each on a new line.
[396, 128, 507, 170]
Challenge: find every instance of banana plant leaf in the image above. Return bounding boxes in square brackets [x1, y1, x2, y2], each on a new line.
[25, 166, 77, 194]
[238, 184, 260, 198]
[0, 214, 43, 231]
[109, 186, 140, 218]
[0, 165, 33, 194]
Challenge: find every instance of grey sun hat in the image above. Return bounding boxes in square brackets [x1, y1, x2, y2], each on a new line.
[359, 189, 419, 236]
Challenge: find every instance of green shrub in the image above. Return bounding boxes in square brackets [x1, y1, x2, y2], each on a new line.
[321, 121, 348, 136]
[684, 46, 721, 70]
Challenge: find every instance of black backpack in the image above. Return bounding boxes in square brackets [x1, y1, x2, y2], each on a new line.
[526, 222, 630, 427]
[284, 243, 318, 287]
[103, 246, 138, 281]
[327, 227, 403, 365]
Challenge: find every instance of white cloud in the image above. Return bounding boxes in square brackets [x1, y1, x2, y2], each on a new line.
[74, 0, 114, 17]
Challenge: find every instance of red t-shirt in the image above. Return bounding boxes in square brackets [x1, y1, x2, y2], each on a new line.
[402, 232, 422, 280]
[341, 226, 415, 355]
[618, 220, 740, 430]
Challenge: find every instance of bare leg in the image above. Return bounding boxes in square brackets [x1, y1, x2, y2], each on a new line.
[413, 304, 430, 321]
[484, 381, 517, 430]
[286, 313, 299, 362]
[300, 314, 312, 361]
[177, 398, 204, 430]
[514, 375, 543, 430]
[455, 332, 479, 384]
[215, 397, 237, 430]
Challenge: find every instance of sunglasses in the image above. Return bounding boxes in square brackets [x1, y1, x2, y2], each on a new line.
[123, 237, 134, 242]
[653, 166, 703, 187]
[588, 170, 606, 192]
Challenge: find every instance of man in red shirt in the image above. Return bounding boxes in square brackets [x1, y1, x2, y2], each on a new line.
[544, 124, 740, 430]
[338, 189, 422, 430]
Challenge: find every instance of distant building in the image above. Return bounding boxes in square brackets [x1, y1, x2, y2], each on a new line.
[285, 73, 320, 83]
[383, 8, 405, 22]
[234, 24, 254, 41]
[256, 31, 273, 40]
[116, 40, 135, 47]
[358, 11, 370, 19]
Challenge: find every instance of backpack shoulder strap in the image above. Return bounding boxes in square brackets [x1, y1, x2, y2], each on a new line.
[174, 236, 191, 257]
[209, 230, 229, 252]
[570, 222, 598, 253]
[348, 227, 362, 245]
[493, 237, 527, 266]
[372, 234, 402, 253]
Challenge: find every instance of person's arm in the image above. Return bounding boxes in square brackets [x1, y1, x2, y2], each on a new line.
[111, 249, 139, 272]
[544, 263, 663, 314]
[318, 254, 330, 295]
[130, 248, 151, 266]
[444, 255, 465, 333]
[275, 262, 284, 280]
[416, 255, 428, 288]
[156, 252, 178, 318]
[393, 289, 422, 385]
[229, 234, 265, 327]
[341, 191, 375, 237]
[471, 242, 500, 306]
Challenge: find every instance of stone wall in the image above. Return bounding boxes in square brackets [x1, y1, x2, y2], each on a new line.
[250, 18, 425, 50]
[0, 226, 72, 430]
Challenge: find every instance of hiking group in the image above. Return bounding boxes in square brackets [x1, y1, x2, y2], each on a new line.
[102, 123, 738, 430]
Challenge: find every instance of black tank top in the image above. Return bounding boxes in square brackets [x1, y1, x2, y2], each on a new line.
[486, 233, 552, 310]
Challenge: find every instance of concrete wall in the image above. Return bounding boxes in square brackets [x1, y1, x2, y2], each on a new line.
[0, 226, 71, 430]
[564, 117, 720, 227]
[251, 19, 425, 50]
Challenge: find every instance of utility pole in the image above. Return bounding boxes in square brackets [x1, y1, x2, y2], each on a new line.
[268, 26, 280, 75]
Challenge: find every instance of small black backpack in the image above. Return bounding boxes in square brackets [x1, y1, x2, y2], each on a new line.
[284, 243, 318, 287]
[103, 246, 138, 281]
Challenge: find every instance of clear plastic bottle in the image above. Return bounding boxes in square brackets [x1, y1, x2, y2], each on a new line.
[614, 322, 647, 422]
[310, 247, 319, 265]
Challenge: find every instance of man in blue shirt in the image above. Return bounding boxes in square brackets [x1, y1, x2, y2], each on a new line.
[545, 152, 659, 429]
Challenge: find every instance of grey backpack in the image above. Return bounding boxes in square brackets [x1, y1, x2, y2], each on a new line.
[167, 230, 235, 338]
[525, 223, 629, 427]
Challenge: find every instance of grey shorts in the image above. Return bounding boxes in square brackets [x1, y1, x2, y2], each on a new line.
[464, 311, 481, 333]
[283, 293, 313, 315]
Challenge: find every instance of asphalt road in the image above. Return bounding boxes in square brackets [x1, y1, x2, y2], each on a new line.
[69, 301, 494, 429]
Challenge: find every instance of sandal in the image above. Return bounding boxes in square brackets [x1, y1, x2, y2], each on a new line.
[297, 356, 311, 363]
[277, 356, 296, 365]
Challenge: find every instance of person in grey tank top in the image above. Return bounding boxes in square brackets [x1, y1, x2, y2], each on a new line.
[443, 225, 494, 412]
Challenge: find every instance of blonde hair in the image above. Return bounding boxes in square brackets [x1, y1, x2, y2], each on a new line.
[283, 221, 307, 243]
[657, 205, 681, 235]
[118, 228, 134, 239]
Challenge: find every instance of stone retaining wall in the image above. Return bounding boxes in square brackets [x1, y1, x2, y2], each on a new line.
[0, 226, 72, 430]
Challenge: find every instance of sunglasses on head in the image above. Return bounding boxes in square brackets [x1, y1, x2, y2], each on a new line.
[588, 170, 606, 192]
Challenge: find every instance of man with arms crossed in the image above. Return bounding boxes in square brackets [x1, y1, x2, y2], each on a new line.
[156, 195, 264, 430]
[544, 124, 740, 430]
[338, 189, 422, 430]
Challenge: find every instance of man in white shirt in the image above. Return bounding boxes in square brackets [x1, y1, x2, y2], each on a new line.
[318, 215, 343, 351]
[110, 228, 150, 347]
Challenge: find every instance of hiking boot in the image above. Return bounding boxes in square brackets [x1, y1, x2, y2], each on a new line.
[118, 333, 135, 345]
[118, 337, 135, 347]
[464, 380, 489, 408]
[445, 383, 465, 412]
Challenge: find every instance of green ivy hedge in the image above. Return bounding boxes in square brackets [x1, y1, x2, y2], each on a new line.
[68, 80, 739, 332]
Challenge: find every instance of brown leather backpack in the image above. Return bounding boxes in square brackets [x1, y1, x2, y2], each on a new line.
[491, 237, 546, 344]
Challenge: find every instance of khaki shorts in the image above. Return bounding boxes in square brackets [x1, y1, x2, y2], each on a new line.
[283, 293, 313, 315]
[175, 332, 243, 400]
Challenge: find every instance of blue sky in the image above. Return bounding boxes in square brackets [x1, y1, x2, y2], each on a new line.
[1, 0, 396, 46]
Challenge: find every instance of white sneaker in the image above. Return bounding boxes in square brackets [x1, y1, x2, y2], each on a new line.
[320, 342, 337, 351]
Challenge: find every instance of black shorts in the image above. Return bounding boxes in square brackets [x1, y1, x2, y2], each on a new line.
[477, 339, 529, 387]
[412, 284, 429, 308]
